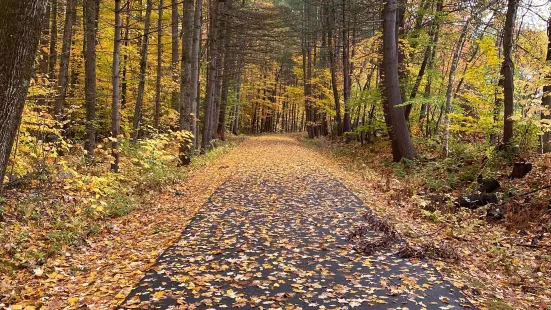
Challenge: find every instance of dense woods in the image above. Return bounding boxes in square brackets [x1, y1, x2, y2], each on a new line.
[1, 0, 551, 307]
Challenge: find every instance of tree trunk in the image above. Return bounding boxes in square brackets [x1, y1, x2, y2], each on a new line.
[132, 0, 153, 142]
[190, 0, 203, 148]
[83, 0, 100, 156]
[179, 0, 194, 164]
[171, 0, 179, 111]
[382, 0, 416, 160]
[342, 0, 351, 133]
[54, 0, 76, 122]
[111, 0, 122, 172]
[154, 0, 163, 129]
[327, 3, 341, 135]
[502, 0, 518, 146]
[201, 0, 220, 151]
[216, 0, 233, 141]
[543, 18, 551, 153]
[48, 0, 58, 77]
[0, 0, 48, 192]
[442, 17, 471, 156]
[121, 2, 130, 109]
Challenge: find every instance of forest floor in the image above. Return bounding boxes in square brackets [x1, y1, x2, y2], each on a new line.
[1, 134, 549, 309]
[118, 135, 469, 309]
[302, 136, 551, 310]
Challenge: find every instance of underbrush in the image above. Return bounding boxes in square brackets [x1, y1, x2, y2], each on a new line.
[0, 134, 243, 275]
[302, 135, 551, 309]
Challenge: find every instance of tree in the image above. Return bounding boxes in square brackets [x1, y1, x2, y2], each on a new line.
[190, 0, 203, 147]
[171, 0, 180, 111]
[83, 0, 100, 156]
[543, 18, 551, 153]
[54, 0, 77, 122]
[502, 0, 519, 146]
[0, 0, 48, 191]
[202, 0, 220, 151]
[179, 0, 194, 163]
[111, 0, 123, 172]
[381, 0, 416, 160]
[132, 0, 153, 142]
[154, 0, 163, 129]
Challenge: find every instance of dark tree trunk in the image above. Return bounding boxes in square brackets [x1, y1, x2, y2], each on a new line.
[382, 0, 416, 160]
[83, 0, 100, 156]
[543, 18, 551, 153]
[0, 0, 48, 192]
[217, 0, 234, 141]
[190, 0, 203, 148]
[502, 0, 518, 146]
[48, 0, 58, 77]
[179, 0, 194, 164]
[171, 0, 179, 111]
[201, 0, 220, 151]
[154, 0, 163, 129]
[121, 1, 130, 109]
[132, 0, 153, 142]
[54, 0, 76, 122]
[342, 0, 351, 133]
[111, 0, 122, 172]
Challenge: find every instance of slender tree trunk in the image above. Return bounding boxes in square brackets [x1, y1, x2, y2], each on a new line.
[54, 0, 76, 122]
[83, 0, 100, 156]
[201, 0, 219, 150]
[442, 17, 471, 156]
[121, 2, 130, 109]
[502, 0, 518, 146]
[327, 4, 341, 135]
[342, 0, 351, 133]
[48, 0, 58, 77]
[111, 0, 122, 172]
[171, 0, 179, 111]
[0, 0, 48, 192]
[179, 0, 194, 164]
[132, 0, 153, 142]
[154, 0, 163, 129]
[382, 0, 416, 160]
[217, 0, 233, 141]
[190, 0, 203, 148]
[543, 18, 551, 153]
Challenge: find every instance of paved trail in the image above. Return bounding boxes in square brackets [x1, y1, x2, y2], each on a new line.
[119, 136, 471, 309]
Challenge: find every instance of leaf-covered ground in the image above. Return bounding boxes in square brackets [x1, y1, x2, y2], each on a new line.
[118, 135, 471, 309]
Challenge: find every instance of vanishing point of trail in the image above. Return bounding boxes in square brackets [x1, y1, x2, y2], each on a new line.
[118, 136, 471, 309]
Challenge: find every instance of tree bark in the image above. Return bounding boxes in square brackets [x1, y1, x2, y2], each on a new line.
[132, 0, 153, 142]
[502, 0, 518, 146]
[382, 0, 417, 160]
[342, 0, 351, 133]
[83, 0, 100, 156]
[179, 0, 194, 164]
[171, 0, 179, 111]
[543, 18, 551, 153]
[0, 0, 48, 191]
[54, 0, 76, 122]
[48, 0, 58, 77]
[216, 0, 234, 141]
[111, 0, 122, 172]
[190, 0, 203, 148]
[154, 0, 163, 129]
[201, 0, 220, 151]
